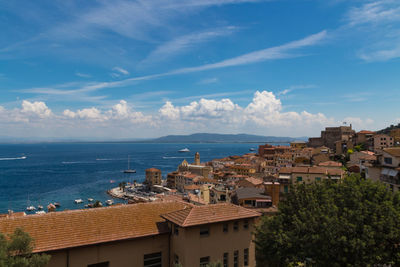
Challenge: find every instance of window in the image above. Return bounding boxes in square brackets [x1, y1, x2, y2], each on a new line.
[284, 185, 289, 193]
[200, 226, 209, 237]
[315, 177, 321, 182]
[244, 248, 249, 266]
[233, 221, 239, 231]
[234, 250, 239, 267]
[88, 262, 109, 267]
[223, 253, 229, 267]
[296, 176, 303, 182]
[174, 224, 179, 235]
[200, 256, 210, 267]
[244, 200, 252, 205]
[174, 254, 179, 265]
[223, 223, 228, 233]
[144, 252, 162, 267]
[384, 157, 393, 165]
[243, 220, 249, 230]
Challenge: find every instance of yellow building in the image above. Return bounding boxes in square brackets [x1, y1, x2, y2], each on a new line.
[229, 164, 257, 176]
[290, 141, 307, 149]
[0, 202, 261, 267]
[145, 168, 162, 186]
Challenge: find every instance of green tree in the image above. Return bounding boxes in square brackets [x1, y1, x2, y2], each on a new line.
[255, 174, 400, 266]
[0, 228, 50, 267]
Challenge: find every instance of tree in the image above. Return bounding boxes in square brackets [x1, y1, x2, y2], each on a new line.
[255, 174, 400, 266]
[0, 228, 50, 267]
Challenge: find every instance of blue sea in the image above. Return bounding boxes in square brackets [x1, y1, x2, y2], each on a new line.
[0, 143, 266, 214]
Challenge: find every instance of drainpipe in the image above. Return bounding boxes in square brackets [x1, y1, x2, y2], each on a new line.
[66, 249, 69, 267]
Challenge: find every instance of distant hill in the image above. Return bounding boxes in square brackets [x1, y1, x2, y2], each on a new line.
[377, 123, 400, 135]
[148, 133, 307, 143]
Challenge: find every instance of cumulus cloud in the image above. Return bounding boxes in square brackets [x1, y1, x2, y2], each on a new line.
[0, 93, 378, 138]
[21, 100, 52, 118]
[159, 90, 334, 131]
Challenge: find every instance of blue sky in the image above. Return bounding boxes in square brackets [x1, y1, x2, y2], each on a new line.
[1, 0, 400, 139]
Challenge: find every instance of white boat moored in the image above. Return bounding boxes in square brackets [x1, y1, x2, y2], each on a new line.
[74, 199, 83, 204]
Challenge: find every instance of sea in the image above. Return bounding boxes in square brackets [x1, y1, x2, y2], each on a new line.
[0, 142, 275, 214]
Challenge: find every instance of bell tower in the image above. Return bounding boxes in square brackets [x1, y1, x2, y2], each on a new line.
[194, 152, 200, 165]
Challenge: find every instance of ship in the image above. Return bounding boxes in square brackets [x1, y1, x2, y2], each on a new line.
[123, 155, 136, 173]
[178, 148, 190, 153]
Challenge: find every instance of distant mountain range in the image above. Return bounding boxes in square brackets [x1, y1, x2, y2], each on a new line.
[148, 133, 307, 143]
[0, 133, 307, 144]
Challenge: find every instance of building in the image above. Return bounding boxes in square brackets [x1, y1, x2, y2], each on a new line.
[0, 202, 260, 267]
[356, 130, 375, 147]
[373, 134, 394, 152]
[375, 148, 400, 192]
[178, 153, 213, 178]
[290, 141, 307, 149]
[308, 125, 355, 150]
[228, 164, 257, 176]
[279, 166, 345, 184]
[161, 203, 261, 267]
[233, 187, 272, 209]
[166, 171, 178, 189]
[390, 129, 400, 146]
[145, 168, 162, 186]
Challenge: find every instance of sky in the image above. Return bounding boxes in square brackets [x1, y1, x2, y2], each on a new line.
[1, 0, 400, 140]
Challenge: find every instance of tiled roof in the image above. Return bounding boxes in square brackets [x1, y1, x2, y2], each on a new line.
[384, 148, 400, 158]
[358, 130, 375, 134]
[318, 161, 343, 167]
[0, 202, 188, 253]
[235, 187, 271, 201]
[161, 203, 261, 227]
[146, 168, 161, 172]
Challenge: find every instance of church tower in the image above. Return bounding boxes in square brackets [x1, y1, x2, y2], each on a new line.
[194, 152, 200, 165]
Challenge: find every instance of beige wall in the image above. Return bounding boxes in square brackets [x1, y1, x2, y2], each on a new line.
[170, 219, 256, 267]
[46, 234, 169, 267]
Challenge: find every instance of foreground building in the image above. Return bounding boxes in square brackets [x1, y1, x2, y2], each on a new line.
[0, 202, 260, 267]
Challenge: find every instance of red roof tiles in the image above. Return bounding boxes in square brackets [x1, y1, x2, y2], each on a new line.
[0, 202, 188, 253]
[161, 203, 261, 227]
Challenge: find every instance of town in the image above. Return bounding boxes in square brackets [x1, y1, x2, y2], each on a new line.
[1, 124, 400, 267]
[108, 124, 400, 212]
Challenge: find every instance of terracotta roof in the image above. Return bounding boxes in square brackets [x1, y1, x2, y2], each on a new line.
[0, 202, 188, 253]
[327, 169, 345, 176]
[235, 187, 271, 201]
[245, 177, 263, 185]
[146, 168, 161, 172]
[318, 161, 343, 167]
[358, 130, 375, 134]
[161, 203, 261, 227]
[384, 148, 400, 158]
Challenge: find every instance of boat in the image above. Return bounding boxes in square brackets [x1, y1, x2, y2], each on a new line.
[88, 198, 94, 202]
[26, 206, 35, 211]
[178, 148, 190, 153]
[54, 202, 61, 207]
[105, 199, 114, 206]
[74, 199, 83, 204]
[123, 155, 136, 173]
[37, 205, 43, 210]
[249, 148, 256, 151]
[35, 210, 46, 215]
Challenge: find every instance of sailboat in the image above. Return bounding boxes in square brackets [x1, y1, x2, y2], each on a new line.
[123, 155, 136, 173]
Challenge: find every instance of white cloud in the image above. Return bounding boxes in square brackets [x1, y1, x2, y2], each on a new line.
[19, 31, 328, 96]
[345, 0, 400, 61]
[0, 93, 381, 138]
[277, 84, 317, 96]
[21, 100, 52, 118]
[112, 67, 129, 75]
[159, 90, 333, 132]
[75, 72, 91, 78]
[141, 27, 238, 65]
[343, 117, 375, 130]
